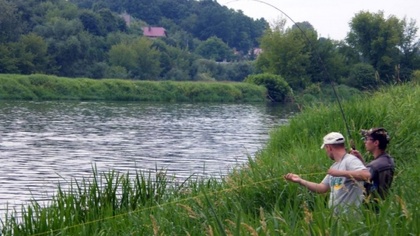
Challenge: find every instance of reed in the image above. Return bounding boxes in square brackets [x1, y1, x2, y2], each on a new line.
[1, 82, 419, 235]
[0, 74, 266, 102]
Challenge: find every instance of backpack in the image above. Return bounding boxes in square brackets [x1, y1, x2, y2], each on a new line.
[364, 153, 395, 199]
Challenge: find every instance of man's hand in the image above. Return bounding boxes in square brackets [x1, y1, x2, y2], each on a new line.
[350, 149, 362, 158]
[350, 149, 365, 164]
[285, 173, 330, 193]
[284, 173, 302, 183]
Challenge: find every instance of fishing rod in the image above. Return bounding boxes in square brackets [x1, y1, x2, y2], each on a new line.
[226, 0, 355, 149]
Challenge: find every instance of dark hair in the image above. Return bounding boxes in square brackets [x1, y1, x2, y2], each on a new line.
[361, 127, 390, 150]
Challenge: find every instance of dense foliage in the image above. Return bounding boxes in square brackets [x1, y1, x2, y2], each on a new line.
[257, 14, 420, 92]
[0, 0, 419, 96]
[346, 63, 378, 90]
[347, 11, 420, 82]
[244, 73, 292, 102]
[0, 0, 265, 81]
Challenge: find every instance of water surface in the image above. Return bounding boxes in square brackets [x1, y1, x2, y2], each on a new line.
[0, 101, 294, 215]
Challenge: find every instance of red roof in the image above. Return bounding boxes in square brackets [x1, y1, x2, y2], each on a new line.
[142, 27, 167, 38]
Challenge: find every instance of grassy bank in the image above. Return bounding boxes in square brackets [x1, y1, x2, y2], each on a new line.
[1, 83, 419, 235]
[0, 74, 267, 102]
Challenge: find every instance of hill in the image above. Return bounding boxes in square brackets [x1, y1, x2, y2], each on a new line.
[0, 0, 267, 80]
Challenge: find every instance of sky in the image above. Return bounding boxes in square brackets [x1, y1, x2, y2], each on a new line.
[218, 0, 420, 41]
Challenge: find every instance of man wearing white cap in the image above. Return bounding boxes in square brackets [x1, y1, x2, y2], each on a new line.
[284, 132, 371, 214]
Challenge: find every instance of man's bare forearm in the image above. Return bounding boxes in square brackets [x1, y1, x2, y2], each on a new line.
[299, 179, 329, 193]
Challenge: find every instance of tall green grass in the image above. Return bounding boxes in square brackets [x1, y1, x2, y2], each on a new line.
[0, 74, 267, 102]
[1, 83, 419, 235]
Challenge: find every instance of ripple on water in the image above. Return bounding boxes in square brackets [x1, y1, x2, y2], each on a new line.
[0, 101, 293, 217]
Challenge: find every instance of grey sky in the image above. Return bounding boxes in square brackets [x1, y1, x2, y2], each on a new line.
[218, 0, 420, 41]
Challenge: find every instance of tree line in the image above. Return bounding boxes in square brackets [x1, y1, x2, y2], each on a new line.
[0, 0, 266, 81]
[256, 14, 420, 92]
[0, 0, 419, 95]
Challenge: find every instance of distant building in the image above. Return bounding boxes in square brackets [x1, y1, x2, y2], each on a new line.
[252, 48, 263, 56]
[142, 26, 167, 39]
[120, 12, 131, 26]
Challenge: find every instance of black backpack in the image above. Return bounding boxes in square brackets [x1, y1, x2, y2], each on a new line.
[364, 153, 395, 199]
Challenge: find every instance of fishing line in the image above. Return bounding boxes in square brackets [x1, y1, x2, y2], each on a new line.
[226, 0, 354, 148]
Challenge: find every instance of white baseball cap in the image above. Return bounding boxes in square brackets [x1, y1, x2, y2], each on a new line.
[320, 132, 345, 149]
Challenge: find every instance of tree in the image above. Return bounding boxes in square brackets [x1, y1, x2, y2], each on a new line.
[108, 37, 161, 79]
[398, 18, 420, 81]
[97, 8, 127, 33]
[122, 0, 162, 25]
[256, 26, 311, 90]
[2, 0, 274, 79]
[345, 63, 378, 90]
[292, 21, 315, 32]
[347, 11, 420, 83]
[193, 1, 231, 42]
[0, 44, 18, 73]
[192, 59, 224, 81]
[195, 36, 233, 62]
[34, 17, 84, 41]
[226, 61, 255, 82]
[0, 33, 49, 74]
[158, 0, 191, 24]
[0, 0, 22, 42]
[16, 33, 50, 74]
[227, 11, 254, 54]
[308, 37, 347, 84]
[52, 36, 83, 76]
[79, 10, 104, 36]
[336, 40, 361, 70]
[151, 39, 198, 80]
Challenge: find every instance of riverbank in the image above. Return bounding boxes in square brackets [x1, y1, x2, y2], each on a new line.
[0, 74, 267, 102]
[1, 82, 419, 235]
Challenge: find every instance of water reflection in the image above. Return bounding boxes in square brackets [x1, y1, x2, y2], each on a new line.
[0, 101, 294, 215]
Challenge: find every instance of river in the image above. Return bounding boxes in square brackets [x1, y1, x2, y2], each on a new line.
[0, 101, 295, 216]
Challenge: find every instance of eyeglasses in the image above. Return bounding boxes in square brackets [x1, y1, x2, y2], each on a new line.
[362, 137, 374, 142]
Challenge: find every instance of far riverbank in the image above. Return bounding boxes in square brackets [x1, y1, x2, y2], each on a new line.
[0, 74, 267, 102]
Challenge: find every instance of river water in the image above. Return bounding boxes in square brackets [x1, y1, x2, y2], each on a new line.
[0, 101, 294, 216]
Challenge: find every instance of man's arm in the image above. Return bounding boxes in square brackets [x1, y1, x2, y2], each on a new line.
[327, 169, 371, 181]
[284, 173, 330, 193]
[299, 179, 330, 193]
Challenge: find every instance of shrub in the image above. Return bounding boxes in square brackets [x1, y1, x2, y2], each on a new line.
[345, 63, 378, 90]
[244, 73, 292, 102]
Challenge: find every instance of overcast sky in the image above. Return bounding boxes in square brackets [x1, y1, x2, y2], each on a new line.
[218, 0, 420, 41]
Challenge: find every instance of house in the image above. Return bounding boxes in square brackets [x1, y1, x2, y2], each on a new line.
[120, 12, 132, 26]
[252, 48, 263, 56]
[142, 26, 167, 39]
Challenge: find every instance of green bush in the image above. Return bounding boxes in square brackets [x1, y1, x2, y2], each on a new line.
[346, 63, 378, 90]
[296, 83, 364, 106]
[244, 73, 292, 102]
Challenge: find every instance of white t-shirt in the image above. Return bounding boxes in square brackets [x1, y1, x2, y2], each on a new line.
[322, 153, 367, 214]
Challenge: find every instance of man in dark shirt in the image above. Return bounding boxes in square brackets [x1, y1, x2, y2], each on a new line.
[351, 128, 395, 201]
